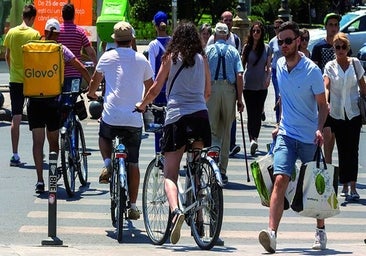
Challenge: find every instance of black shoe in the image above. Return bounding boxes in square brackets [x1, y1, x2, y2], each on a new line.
[35, 182, 45, 194]
[215, 237, 225, 246]
[221, 173, 228, 185]
[261, 112, 266, 121]
[229, 145, 240, 157]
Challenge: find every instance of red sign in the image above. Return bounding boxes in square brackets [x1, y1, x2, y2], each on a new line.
[34, 0, 93, 34]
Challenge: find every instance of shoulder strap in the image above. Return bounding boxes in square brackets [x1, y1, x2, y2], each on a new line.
[156, 40, 166, 53]
[352, 58, 359, 82]
[214, 44, 228, 80]
[234, 34, 239, 50]
[168, 64, 185, 97]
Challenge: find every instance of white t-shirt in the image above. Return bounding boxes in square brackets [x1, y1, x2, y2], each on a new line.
[96, 47, 153, 126]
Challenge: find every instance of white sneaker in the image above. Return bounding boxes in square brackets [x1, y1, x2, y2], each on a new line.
[312, 228, 327, 250]
[259, 229, 276, 253]
[250, 140, 258, 156]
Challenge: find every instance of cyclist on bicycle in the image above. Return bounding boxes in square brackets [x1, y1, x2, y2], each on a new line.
[136, 22, 211, 244]
[29, 18, 91, 193]
[87, 21, 154, 220]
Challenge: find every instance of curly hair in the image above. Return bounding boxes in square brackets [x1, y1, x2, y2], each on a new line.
[162, 21, 204, 67]
[242, 21, 266, 66]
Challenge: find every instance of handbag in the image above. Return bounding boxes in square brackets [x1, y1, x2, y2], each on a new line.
[351, 58, 366, 124]
[291, 146, 340, 219]
[250, 141, 299, 209]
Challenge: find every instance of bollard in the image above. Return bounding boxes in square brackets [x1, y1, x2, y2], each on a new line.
[41, 152, 63, 246]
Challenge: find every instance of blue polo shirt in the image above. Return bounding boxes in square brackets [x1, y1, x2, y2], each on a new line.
[276, 54, 324, 144]
[206, 40, 243, 84]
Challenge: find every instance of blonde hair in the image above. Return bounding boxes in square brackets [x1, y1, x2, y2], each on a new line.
[333, 32, 350, 48]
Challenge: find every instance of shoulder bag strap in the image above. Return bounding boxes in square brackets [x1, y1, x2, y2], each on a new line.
[168, 64, 185, 97]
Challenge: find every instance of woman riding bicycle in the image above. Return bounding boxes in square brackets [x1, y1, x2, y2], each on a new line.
[136, 21, 211, 245]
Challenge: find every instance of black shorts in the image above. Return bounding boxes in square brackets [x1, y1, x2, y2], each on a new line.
[323, 114, 334, 130]
[99, 120, 142, 164]
[9, 82, 25, 115]
[27, 97, 61, 131]
[160, 110, 211, 153]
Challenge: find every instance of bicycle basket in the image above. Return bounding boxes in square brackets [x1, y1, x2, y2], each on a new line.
[74, 100, 87, 120]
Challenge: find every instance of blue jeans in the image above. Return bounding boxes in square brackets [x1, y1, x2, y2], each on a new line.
[273, 134, 317, 177]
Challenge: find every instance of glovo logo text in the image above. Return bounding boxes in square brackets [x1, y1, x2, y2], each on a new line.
[25, 64, 59, 79]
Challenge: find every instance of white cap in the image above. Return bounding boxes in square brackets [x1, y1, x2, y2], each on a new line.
[45, 18, 60, 32]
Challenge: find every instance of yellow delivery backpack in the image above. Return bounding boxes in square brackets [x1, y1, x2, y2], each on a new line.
[22, 40, 64, 97]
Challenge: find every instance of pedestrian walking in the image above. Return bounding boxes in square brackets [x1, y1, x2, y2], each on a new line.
[28, 18, 91, 194]
[258, 21, 328, 253]
[136, 21, 211, 244]
[269, 18, 284, 124]
[311, 13, 341, 165]
[299, 28, 311, 58]
[199, 23, 212, 49]
[323, 32, 366, 200]
[242, 21, 272, 156]
[58, 3, 97, 100]
[207, 11, 242, 157]
[147, 11, 171, 153]
[3, 4, 40, 167]
[206, 22, 244, 185]
[87, 21, 154, 220]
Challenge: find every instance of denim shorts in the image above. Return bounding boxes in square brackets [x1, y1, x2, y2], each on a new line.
[273, 134, 317, 177]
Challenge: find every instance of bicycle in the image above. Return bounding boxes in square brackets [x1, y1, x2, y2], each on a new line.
[60, 82, 90, 197]
[109, 135, 130, 242]
[142, 104, 224, 250]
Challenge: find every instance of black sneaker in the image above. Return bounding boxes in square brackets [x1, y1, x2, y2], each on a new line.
[221, 173, 228, 185]
[229, 145, 240, 157]
[35, 182, 45, 194]
[261, 112, 266, 121]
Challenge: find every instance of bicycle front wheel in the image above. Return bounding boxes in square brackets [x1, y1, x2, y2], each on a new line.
[190, 158, 223, 250]
[61, 134, 75, 197]
[76, 122, 88, 186]
[142, 157, 171, 245]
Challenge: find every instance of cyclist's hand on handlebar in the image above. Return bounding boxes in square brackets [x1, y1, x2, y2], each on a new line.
[134, 102, 146, 113]
[87, 92, 98, 101]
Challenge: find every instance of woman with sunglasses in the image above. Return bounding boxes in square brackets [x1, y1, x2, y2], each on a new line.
[299, 28, 310, 58]
[323, 32, 366, 201]
[242, 21, 272, 156]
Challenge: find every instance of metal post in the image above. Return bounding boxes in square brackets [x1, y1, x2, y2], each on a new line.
[41, 152, 63, 246]
[172, 0, 177, 30]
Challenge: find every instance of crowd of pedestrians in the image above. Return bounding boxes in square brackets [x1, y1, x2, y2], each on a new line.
[2, 2, 366, 253]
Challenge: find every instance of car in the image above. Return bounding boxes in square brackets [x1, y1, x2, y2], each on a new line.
[357, 42, 366, 69]
[308, 10, 366, 57]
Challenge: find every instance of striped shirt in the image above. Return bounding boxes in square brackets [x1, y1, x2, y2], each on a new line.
[58, 20, 91, 77]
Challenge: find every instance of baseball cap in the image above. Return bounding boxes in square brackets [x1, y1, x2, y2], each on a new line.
[111, 21, 135, 41]
[215, 22, 229, 36]
[324, 13, 341, 25]
[153, 11, 168, 26]
[45, 18, 60, 32]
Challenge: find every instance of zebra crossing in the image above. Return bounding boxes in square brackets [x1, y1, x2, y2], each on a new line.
[18, 117, 366, 247]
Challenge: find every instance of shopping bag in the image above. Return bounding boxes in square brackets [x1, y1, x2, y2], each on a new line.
[291, 146, 340, 219]
[358, 95, 366, 125]
[250, 142, 299, 209]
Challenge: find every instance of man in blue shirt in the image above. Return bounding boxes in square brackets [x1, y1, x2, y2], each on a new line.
[258, 21, 328, 253]
[206, 22, 244, 185]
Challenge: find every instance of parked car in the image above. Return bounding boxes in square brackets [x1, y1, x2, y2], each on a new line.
[308, 10, 366, 56]
[357, 42, 366, 69]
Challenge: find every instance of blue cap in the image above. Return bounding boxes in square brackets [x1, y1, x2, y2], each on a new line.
[153, 11, 168, 25]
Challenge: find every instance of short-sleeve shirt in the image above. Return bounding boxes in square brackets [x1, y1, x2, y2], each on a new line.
[324, 58, 364, 120]
[205, 40, 244, 85]
[276, 54, 324, 143]
[58, 21, 91, 77]
[311, 39, 335, 72]
[95, 47, 153, 127]
[3, 25, 40, 83]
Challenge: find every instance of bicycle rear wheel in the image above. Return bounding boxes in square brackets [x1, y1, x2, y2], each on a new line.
[61, 134, 75, 197]
[142, 157, 171, 245]
[76, 122, 88, 186]
[190, 158, 223, 250]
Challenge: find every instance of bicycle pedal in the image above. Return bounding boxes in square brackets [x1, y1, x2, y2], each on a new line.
[82, 152, 91, 156]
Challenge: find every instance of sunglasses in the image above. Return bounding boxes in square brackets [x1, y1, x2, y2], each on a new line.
[335, 44, 347, 50]
[301, 37, 309, 42]
[252, 29, 261, 34]
[278, 36, 298, 46]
